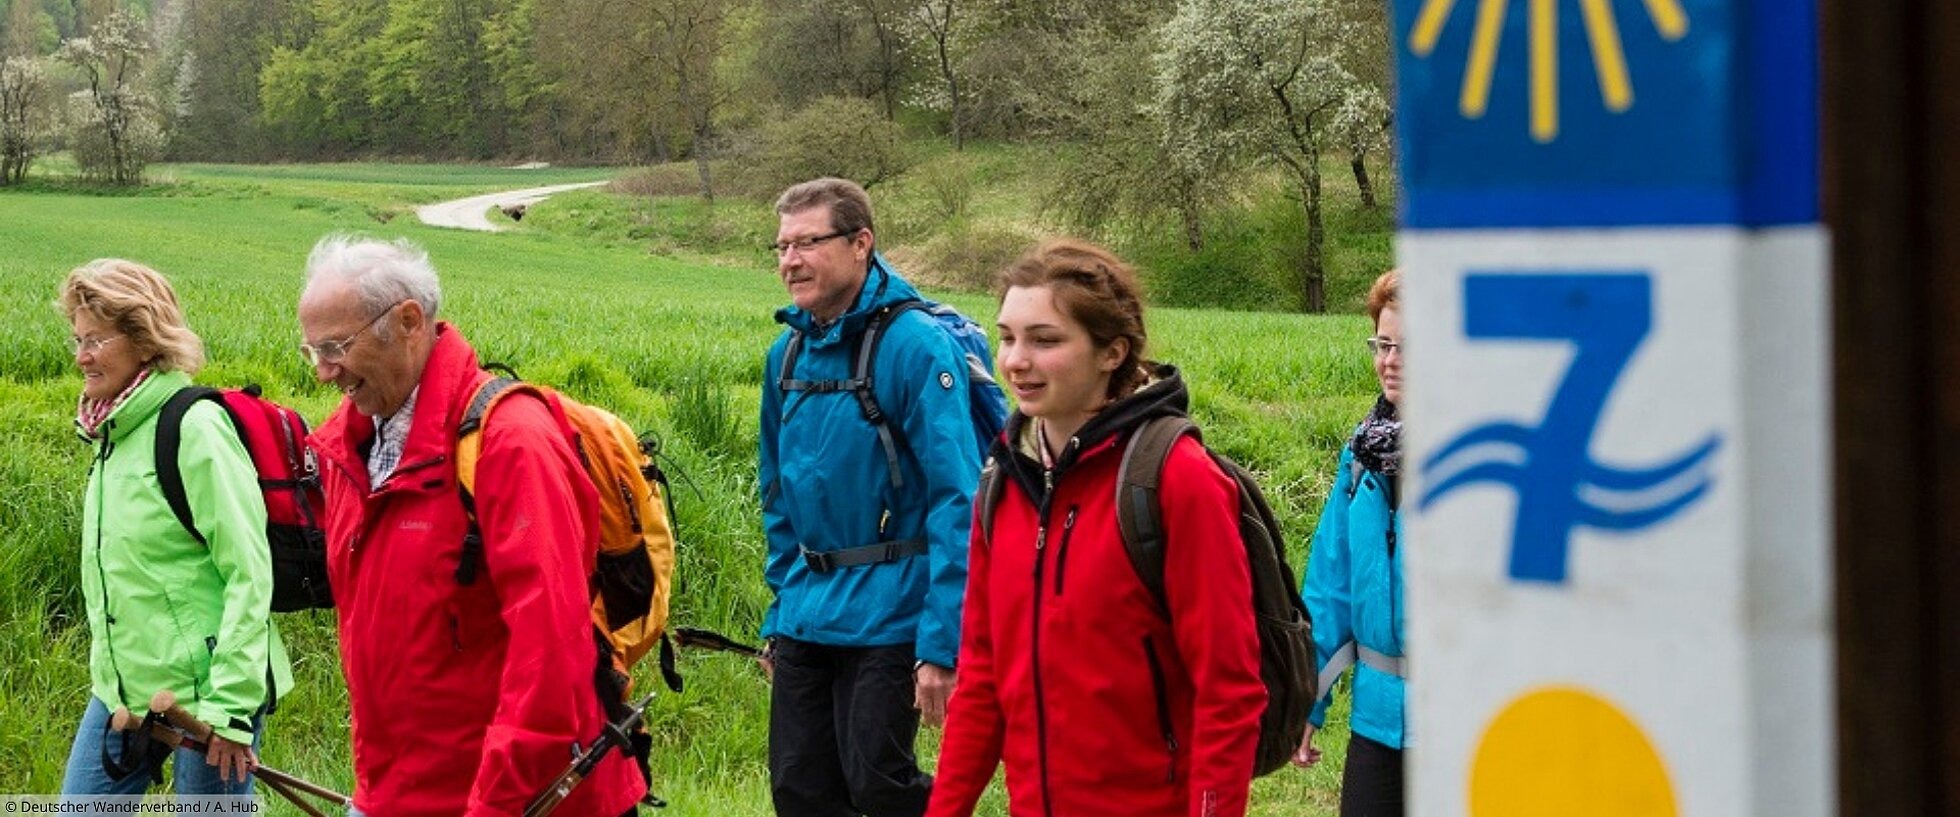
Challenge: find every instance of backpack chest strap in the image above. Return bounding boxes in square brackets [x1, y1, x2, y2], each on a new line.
[798, 539, 928, 573]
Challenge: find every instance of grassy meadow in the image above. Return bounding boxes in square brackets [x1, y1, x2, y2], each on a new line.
[0, 158, 1382, 815]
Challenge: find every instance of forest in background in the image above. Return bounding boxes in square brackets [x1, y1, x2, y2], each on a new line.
[0, 0, 1397, 312]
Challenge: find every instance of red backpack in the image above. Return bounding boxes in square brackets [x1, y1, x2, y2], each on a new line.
[157, 385, 333, 612]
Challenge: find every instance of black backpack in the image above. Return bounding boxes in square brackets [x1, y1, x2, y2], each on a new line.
[978, 416, 1316, 777]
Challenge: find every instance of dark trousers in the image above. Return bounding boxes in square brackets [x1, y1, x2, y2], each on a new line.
[1340, 733, 1405, 817]
[768, 638, 931, 817]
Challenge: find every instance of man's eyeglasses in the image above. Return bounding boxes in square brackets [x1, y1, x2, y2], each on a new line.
[299, 301, 404, 367]
[770, 229, 856, 257]
[66, 334, 123, 356]
[1365, 336, 1403, 357]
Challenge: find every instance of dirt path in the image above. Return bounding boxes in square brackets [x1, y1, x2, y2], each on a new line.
[414, 181, 610, 232]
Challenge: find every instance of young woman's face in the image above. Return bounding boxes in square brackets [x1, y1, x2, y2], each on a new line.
[996, 285, 1126, 430]
[70, 311, 143, 402]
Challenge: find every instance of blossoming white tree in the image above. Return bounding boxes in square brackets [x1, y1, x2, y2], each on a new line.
[1155, 0, 1385, 312]
[59, 10, 163, 186]
[0, 56, 50, 185]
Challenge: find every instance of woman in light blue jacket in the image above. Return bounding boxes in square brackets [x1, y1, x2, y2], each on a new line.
[1295, 269, 1406, 816]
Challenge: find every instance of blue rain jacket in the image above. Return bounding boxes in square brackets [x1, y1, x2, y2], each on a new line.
[1302, 444, 1409, 748]
[759, 254, 981, 668]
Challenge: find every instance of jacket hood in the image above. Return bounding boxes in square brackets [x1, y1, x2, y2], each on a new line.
[996, 361, 1189, 498]
[773, 252, 923, 347]
[79, 368, 192, 445]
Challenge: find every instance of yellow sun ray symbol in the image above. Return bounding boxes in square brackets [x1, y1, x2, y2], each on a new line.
[1411, 0, 1690, 143]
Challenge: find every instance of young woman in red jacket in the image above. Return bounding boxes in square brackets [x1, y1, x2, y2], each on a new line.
[927, 239, 1267, 817]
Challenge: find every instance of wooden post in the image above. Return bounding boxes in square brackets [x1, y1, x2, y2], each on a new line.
[1824, 0, 1960, 813]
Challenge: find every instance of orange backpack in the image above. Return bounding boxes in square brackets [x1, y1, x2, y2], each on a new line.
[453, 374, 680, 691]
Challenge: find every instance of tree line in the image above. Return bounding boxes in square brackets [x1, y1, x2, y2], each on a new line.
[0, 0, 1392, 312]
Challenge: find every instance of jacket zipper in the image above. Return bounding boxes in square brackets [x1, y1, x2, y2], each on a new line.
[1387, 505, 1402, 654]
[1051, 506, 1078, 596]
[91, 430, 129, 702]
[1031, 465, 1057, 817]
[1031, 522, 1055, 816]
[1143, 636, 1178, 783]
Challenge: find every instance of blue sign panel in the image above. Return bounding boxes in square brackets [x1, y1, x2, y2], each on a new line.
[1420, 273, 1722, 583]
[1395, 0, 1817, 228]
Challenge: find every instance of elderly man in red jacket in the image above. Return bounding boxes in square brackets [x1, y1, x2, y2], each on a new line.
[297, 234, 646, 817]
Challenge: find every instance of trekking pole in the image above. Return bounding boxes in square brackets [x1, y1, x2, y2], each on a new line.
[523, 694, 656, 817]
[113, 691, 353, 815]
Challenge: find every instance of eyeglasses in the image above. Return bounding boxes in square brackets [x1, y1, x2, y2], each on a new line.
[298, 301, 404, 367]
[770, 229, 856, 257]
[66, 334, 123, 356]
[1365, 336, 1403, 357]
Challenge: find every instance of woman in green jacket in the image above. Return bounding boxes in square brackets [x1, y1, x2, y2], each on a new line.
[57, 259, 292, 797]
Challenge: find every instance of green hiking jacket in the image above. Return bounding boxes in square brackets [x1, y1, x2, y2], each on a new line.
[77, 369, 292, 744]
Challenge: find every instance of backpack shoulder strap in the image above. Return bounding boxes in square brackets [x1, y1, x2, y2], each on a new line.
[453, 375, 527, 586]
[155, 386, 226, 546]
[454, 375, 528, 493]
[853, 299, 927, 489]
[975, 457, 1005, 544]
[1114, 416, 1198, 612]
[776, 329, 811, 392]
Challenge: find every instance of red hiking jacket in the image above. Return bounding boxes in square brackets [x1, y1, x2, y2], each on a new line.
[309, 324, 645, 817]
[930, 368, 1266, 817]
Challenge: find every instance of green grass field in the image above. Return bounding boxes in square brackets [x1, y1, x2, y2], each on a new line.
[0, 161, 1376, 815]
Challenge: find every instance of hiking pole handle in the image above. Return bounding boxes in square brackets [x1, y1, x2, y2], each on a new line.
[110, 706, 191, 752]
[148, 690, 214, 744]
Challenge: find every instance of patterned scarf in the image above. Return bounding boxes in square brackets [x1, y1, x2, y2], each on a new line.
[76, 368, 155, 440]
[1350, 393, 1401, 478]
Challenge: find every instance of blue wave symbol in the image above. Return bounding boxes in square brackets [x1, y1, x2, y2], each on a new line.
[1421, 421, 1721, 583]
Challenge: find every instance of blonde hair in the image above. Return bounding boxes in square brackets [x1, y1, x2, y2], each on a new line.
[57, 259, 205, 374]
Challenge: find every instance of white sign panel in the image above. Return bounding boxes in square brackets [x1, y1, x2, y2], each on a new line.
[1392, 0, 1832, 811]
[1401, 229, 1831, 816]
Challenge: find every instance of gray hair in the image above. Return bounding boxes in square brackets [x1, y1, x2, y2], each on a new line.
[775, 177, 875, 236]
[303, 235, 442, 330]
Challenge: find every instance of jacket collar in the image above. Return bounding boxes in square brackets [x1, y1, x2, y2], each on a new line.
[80, 368, 192, 445]
[310, 322, 482, 480]
[773, 252, 923, 348]
[997, 362, 1190, 498]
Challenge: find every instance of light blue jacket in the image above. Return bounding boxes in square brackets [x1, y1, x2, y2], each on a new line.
[1302, 444, 1408, 748]
[758, 255, 980, 668]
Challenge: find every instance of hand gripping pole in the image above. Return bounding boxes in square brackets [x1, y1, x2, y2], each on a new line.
[110, 690, 352, 817]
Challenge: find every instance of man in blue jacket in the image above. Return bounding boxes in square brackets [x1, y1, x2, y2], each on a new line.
[759, 177, 981, 816]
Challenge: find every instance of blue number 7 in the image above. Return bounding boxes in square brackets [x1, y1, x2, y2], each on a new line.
[1420, 274, 1722, 584]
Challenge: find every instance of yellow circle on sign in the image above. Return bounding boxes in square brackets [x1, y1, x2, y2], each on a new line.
[1469, 686, 1677, 817]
